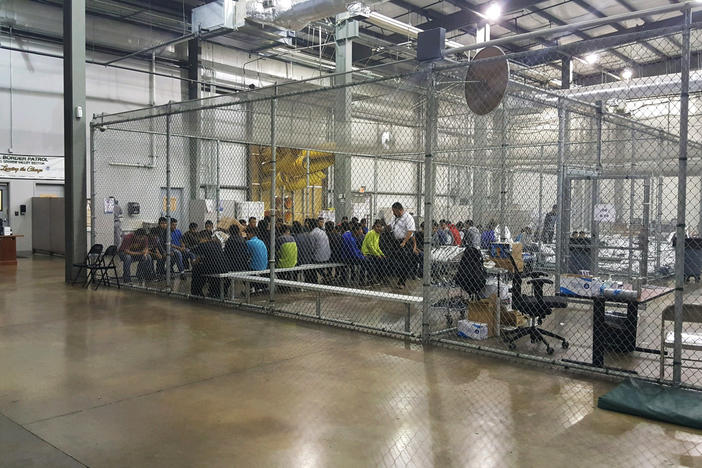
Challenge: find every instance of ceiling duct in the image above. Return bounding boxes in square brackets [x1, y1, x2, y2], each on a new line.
[192, 0, 247, 33]
[246, 0, 384, 31]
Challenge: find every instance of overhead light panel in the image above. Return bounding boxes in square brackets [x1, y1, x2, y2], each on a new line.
[484, 3, 502, 23]
[621, 68, 633, 80]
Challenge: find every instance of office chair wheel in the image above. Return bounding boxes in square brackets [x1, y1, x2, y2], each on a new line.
[508, 342, 516, 351]
[561, 341, 569, 349]
[546, 346, 554, 355]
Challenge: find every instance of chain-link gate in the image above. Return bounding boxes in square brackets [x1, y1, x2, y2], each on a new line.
[90, 8, 702, 392]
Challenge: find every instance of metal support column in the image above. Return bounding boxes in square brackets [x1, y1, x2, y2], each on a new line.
[673, 6, 692, 385]
[561, 57, 571, 90]
[63, 0, 88, 282]
[422, 69, 437, 343]
[332, 14, 358, 220]
[269, 87, 278, 303]
[187, 39, 200, 202]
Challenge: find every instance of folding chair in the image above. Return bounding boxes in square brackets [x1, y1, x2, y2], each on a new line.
[93, 245, 121, 290]
[72, 244, 104, 287]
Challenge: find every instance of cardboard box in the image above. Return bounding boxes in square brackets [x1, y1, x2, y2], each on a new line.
[489, 242, 523, 272]
[457, 320, 489, 340]
[559, 274, 603, 297]
[501, 308, 528, 328]
[466, 297, 528, 338]
[467, 297, 498, 337]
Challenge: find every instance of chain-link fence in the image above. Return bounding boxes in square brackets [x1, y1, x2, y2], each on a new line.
[90, 10, 702, 390]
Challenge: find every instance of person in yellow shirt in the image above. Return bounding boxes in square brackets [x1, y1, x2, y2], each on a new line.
[362, 220, 388, 284]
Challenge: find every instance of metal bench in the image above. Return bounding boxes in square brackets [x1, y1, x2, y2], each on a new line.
[208, 263, 349, 300]
[231, 274, 423, 334]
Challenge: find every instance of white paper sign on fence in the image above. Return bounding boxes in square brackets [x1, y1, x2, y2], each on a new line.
[594, 204, 616, 223]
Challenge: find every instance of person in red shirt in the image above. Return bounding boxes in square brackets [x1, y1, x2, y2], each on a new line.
[118, 228, 155, 282]
[447, 221, 462, 246]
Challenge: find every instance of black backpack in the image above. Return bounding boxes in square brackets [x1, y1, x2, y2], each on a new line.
[454, 247, 486, 296]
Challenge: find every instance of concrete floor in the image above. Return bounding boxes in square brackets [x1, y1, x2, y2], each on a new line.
[2, 256, 702, 467]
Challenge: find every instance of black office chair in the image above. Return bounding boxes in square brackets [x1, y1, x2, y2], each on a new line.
[502, 254, 569, 354]
[93, 245, 121, 290]
[72, 244, 104, 288]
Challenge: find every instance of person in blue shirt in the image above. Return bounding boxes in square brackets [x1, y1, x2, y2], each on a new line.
[170, 218, 195, 273]
[246, 225, 268, 271]
[481, 220, 497, 250]
[341, 222, 367, 283]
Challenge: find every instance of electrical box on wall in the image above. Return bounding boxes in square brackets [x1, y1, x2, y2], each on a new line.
[127, 202, 140, 216]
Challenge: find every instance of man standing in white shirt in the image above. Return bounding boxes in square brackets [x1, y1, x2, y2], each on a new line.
[389, 202, 418, 289]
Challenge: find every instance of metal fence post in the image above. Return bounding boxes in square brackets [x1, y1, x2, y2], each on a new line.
[555, 98, 566, 290]
[90, 125, 96, 247]
[498, 108, 507, 241]
[591, 101, 603, 276]
[269, 86, 278, 303]
[422, 68, 437, 343]
[628, 128, 636, 279]
[673, 6, 692, 386]
[165, 106, 172, 288]
[215, 140, 221, 224]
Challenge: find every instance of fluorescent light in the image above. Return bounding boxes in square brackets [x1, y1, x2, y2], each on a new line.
[485, 3, 502, 23]
[621, 68, 633, 80]
[584, 53, 598, 65]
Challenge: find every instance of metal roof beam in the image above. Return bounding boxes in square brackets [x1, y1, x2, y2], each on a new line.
[571, 0, 669, 59]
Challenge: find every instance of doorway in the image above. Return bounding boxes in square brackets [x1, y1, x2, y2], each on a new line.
[0, 183, 8, 228]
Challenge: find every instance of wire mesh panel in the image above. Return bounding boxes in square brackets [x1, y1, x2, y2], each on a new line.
[89, 14, 702, 391]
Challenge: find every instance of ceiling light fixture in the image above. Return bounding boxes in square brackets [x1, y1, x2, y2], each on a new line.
[484, 3, 502, 23]
[621, 68, 633, 80]
[584, 53, 599, 65]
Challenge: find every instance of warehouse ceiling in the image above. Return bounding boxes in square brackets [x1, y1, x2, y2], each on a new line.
[15, 0, 702, 87]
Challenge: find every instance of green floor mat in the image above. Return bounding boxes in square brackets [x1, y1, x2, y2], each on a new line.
[598, 378, 702, 430]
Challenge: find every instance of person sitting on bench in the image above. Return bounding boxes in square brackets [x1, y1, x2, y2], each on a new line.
[169, 218, 193, 275]
[182, 222, 199, 250]
[293, 220, 316, 283]
[224, 222, 250, 272]
[200, 220, 214, 239]
[246, 225, 268, 271]
[223, 223, 251, 297]
[362, 219, 389, 284]
[191, 232, 225, 297]
[152, 217, 185, 279]
[276, 225, 298, 269]
[342, 222, 367, 283]
[118, 228, 154, 283]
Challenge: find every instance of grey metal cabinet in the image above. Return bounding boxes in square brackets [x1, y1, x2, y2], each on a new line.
[32, 197, 65, 255]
